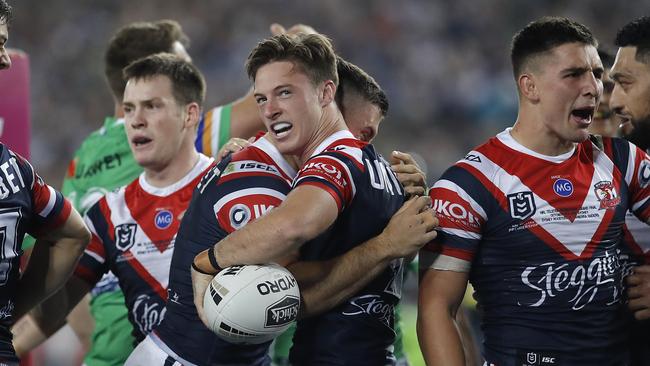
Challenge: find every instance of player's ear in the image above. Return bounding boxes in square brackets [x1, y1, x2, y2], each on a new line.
[320, 80, 336, 107]
[519, 73, 539, 102]
[184, 102, 201, 129]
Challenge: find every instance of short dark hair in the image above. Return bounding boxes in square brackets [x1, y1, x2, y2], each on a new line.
[335, 56, 388, 117]
[105, 20, 189, 100]
[123, 53, 205, 108]
[615, 16, 650, 64]
[511, 17, 597, 78]
[0, 0, 11, 24]
[245, 33, 338, 86]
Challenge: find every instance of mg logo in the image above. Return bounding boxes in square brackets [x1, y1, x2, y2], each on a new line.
[553, 178, 573, 197]
[154, 210, 173, 229]
[508, 191, 536, 220]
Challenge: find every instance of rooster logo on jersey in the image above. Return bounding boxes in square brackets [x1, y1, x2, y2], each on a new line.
[593, 181, 620, 209]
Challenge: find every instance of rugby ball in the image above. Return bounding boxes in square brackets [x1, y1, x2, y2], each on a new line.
[203, 263, 300, 344]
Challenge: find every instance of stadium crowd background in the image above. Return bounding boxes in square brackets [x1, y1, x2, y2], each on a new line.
[5, 1, 648, 365]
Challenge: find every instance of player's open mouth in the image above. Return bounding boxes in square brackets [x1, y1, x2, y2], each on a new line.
[571, 106, 595, 126]
[271, 122, 293, 138]
[132, 136, 152, 147]
[616, 114, 632, 129]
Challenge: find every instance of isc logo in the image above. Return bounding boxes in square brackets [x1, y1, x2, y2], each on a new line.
[154, 210, 173, 229]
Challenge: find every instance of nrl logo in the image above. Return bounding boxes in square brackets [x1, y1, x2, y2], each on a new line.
[593, 181, 620, 209]
[115, 223, 137, 251]
[508, 191, 536, 221]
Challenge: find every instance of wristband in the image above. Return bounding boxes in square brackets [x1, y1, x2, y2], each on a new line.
[191, 261, 214, 275]
[208, 248, 223, 273]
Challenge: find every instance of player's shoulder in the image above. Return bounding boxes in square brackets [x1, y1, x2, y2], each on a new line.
[0, 146, 36, 187]
[224, 137, 296, 182]
[311, 132, 368, 171]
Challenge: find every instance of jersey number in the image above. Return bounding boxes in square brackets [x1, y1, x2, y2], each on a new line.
[0, 208, 22, 285]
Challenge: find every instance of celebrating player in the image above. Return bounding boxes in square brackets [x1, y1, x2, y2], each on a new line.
[191, 33, 437, 365]
[418, 17, 650, 366]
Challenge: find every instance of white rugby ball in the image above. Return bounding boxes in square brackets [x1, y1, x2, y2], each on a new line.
[203, 263, 300, 344]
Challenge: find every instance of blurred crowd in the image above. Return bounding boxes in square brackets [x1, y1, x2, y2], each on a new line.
[7, 0, 647, 185]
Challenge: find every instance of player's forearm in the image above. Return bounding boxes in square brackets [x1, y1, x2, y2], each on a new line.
[13, 234, 88, 318]
[13, 275, 90, 355]
[291, 233, 395, 318]
[417, 302, 466, 366]
[197, 213, 301, 271]
[11, 314, 49, 357]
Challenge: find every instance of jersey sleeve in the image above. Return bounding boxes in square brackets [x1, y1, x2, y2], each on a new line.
[214, 186, 287, 233]
[16, 154, 72, 237]
[421, 165, 487, 272]
[73, 199, 111, 287]
[292, 152, 355, 212]
[195, 104, 232, 158]
[626, 144, 650, 222]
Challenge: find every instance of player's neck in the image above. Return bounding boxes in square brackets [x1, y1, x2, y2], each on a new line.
[143, 144, 200, 188]
[512, 116, 576, 157]
[298, 108, 347, 164]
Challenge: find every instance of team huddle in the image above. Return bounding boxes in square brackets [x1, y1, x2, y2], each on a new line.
[1, 0, 650, 365]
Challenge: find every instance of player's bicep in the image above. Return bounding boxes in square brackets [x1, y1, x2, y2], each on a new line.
[418, 267, 468, 315]
[278, 185, 339, 240]
[36, 203, 86, 243]
[293, 154, 355, 212]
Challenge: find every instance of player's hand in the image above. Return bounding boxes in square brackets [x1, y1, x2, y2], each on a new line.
[270, 23, 318, 37]
[379, 195, 438, 259]
[191, 265, 214, 328]
[627, 265, 650, 320]
[216, 137, 252, 161]
[390, 151, 427, 197]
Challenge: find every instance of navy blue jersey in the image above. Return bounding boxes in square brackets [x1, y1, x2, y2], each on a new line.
[423, 130, 650, 366]
[74, 155, 213, 343]
[0, 144, 71, 362]
[289, 131, 405, 366]
[154, 137, 296, 366]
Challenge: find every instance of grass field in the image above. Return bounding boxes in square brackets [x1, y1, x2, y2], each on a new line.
[401, 303, 425, 366]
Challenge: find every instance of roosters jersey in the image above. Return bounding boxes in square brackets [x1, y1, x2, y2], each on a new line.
[289, 131, 405, 366]
[0, 144, 71, 361]
[74, 155, 214, 343]
[152, 137, 296, 366]
[423, 129, 650, 366]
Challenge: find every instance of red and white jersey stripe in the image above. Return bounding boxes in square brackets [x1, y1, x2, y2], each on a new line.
[74, 154, 214, 341]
